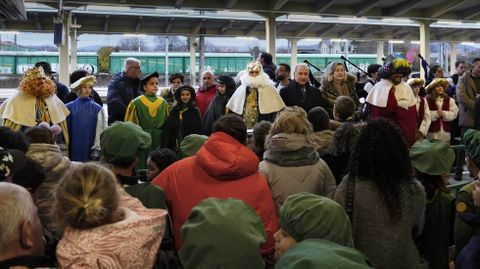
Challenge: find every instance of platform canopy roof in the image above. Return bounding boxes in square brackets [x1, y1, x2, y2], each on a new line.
[0, 2, 475, 43]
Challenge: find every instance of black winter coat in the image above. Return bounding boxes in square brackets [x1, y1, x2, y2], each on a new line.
[202, 94, 228, 136]
[163, 105, 203, 152]
[279, 81, 329, 113]
[106, 72, 140, 124]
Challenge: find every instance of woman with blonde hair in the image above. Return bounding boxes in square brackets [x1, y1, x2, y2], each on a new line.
[320, 62, 359, 117]
[259, 108, 336, 209]
[53, 163, 167, 268]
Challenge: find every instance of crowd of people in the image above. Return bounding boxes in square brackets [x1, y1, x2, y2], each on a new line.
[1, 51, 480, 269]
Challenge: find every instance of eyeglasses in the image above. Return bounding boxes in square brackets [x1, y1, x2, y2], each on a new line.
[130, 66, 141, 70]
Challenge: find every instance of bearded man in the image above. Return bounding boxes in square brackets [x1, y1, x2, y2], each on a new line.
[226, 61, 285, 129]
[366, 58, 417, 147]
[0, 67, 69, 146]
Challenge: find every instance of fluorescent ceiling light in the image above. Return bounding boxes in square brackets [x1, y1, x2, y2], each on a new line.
[411, 41, 421, 44]
[123, 33, 147, 37]
[330, 39, 347, 42]
[0, 31, 20, 35]
[389, 40, 404, 44]
[461, 42, 475, 45]
[235, 36, 257, 40]
[303, 38, 323, 42]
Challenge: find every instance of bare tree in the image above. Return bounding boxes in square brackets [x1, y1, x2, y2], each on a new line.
[117, 37, 147, 51]
[155, 36, 187, 51]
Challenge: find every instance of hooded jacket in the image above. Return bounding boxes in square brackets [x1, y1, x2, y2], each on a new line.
[57, 204, 167, 269]
[259, 133, 336, 209]
[27, 143, 79, 238]
[179, 198, 266, 269]
[152, 131, 279, 253]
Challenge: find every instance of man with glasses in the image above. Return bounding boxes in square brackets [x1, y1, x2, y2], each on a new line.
[107, 58, 142, 124]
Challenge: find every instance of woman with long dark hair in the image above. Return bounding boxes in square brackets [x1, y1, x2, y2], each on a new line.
[335, 118, 426, 269]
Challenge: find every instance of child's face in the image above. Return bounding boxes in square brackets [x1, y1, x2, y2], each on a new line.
[144, 77, 159, 95]
[218, 84, 226, 95]
[79, 84, 93, 98]
[411, 84, 421, 96]
[333, 104, 340, 121]
[273, 228, 297, 260]
[435, 85, 445, 96]
[146, 157, 160, 181]
[473, 181, 480, 207]
[171, 78, 182, 90]
[180, 90, 191, 104]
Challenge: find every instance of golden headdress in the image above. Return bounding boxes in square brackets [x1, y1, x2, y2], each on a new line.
[247, 61, 262, 73]
[19, 66, 56, 98]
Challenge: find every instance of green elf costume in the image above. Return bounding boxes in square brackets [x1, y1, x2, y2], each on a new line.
[125, 71, 169, 170]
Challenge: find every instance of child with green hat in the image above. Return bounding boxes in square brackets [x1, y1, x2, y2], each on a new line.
[179, 197, 266, 269]
[409, 139, 455, 269]
[274, 192, 353, 260]
[454, 129, 480, 261]
[275, 239, 373, 269]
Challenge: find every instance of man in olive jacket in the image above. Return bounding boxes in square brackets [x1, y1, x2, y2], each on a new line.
[454, 58, 480, 179]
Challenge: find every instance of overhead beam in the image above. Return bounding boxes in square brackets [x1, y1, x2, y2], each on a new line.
[315, 0, 335, 13]
[294, 23, 314, 37]
[354, 0, 382, 17]
[192, 19, 205, 34]
[316, 25, 335, 37]
[219, 20, 234, 34]
[384, 0, 425, 16]
[271, 0, 289, 10]
[276, 21, 289, 33]
[134, 16, 142, 32]
[103, 15, 109, 32]
[339, 25, 361, 38]
[430, 0, 471, 18]
[458, 4, 480, 20]
[224, 0, 239, 9]
[174, 0, 183, 9]
[164, 17, 174, 33]
[34, 13, 42, 30]
[119, 0, 127, 3]
[245, 21, 259, 36]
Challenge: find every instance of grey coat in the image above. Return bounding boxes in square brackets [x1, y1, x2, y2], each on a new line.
[335, 177, 426, 269]
[456, 71, 480, 127]
[259, 155, 336, 209]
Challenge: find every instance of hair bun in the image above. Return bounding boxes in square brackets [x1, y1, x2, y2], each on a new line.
[50, 124, 62, 135]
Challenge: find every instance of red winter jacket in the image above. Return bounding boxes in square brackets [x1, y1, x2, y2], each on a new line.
[196, 84, 217, 118]
[152, 131, 279, 253]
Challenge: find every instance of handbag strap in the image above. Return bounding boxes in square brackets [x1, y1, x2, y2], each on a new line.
[345, 175, 356, 224]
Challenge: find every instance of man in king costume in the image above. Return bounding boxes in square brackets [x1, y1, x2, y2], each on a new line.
[226, 61, 285, 129]
[366, 58, 417, 147]
[0, 67, 69, 147]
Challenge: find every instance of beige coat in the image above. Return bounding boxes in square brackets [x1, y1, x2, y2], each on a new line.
[456, 71, 480, 127]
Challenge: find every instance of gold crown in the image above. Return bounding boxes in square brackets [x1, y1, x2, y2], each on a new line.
[23, 67, 46, 80]
[247, 61, 262, 73]
[392, 58, 412, 69]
